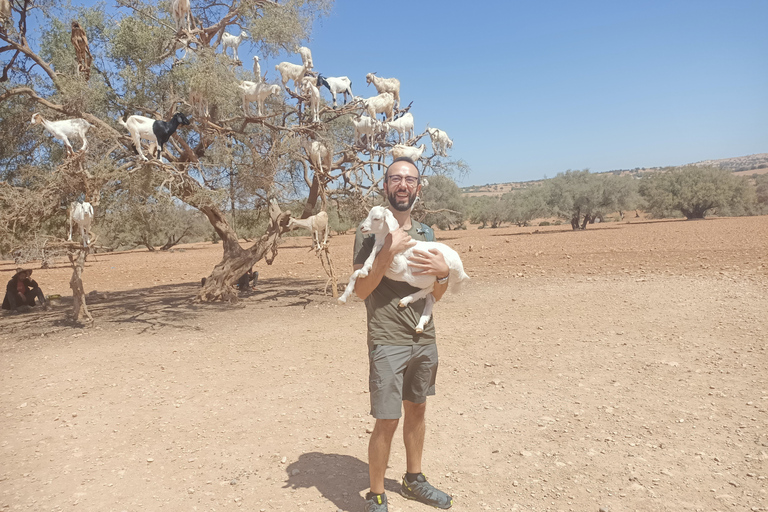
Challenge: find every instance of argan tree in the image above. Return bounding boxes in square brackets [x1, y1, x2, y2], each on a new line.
[1, 0, 457, 307]
[639, 166, 753, 219]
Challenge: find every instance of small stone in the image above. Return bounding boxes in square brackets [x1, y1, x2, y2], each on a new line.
[187, 488, 195, 494]
[147, 458, 154, 463]
[281, 456, 287, 464]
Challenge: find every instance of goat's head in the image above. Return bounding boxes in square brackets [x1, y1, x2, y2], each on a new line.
[174, 112, 192, 125]
[240, 30, 249, 40]
[365, 72, 376, 85]
[30, 113, 42, 125]
[253, 55, 259, 63]
[360, 206, 399, 235]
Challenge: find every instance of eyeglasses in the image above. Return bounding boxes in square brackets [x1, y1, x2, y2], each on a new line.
[387, 175, 420, 187]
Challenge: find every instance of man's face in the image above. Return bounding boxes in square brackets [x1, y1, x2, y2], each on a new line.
[384, 161, 421, 212]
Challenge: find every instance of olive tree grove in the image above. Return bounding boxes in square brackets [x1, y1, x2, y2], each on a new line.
[0, 0, 462, 315]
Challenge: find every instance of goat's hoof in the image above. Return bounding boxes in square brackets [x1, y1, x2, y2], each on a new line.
[337, 297, 347, 304]
[415, 327, 424, 334]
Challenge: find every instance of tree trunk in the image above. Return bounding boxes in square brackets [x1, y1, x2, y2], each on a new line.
[68, 247, 93, 323]
[198, 199, 291, 302]
[580, 214, 590, 230]
[571, 214, 580, 230]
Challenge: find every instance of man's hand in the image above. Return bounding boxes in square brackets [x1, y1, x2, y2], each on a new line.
[407, 248, 449, 278]
[385, 229, 417, 255]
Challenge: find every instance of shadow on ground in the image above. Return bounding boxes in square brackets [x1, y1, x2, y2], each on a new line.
[284, 452, 400, 512]
[1, 277, 334, 337]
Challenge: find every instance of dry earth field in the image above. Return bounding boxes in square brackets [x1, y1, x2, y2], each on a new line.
[1, 216, 767, 512]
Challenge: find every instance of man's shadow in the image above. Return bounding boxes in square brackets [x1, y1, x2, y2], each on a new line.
[284, 452, 400, 511]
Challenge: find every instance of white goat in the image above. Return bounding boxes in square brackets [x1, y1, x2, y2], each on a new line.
[275, 61, 307, 93]
[389, 143, 427, 162]
[171, 0, 191, 31]
[383, 112, 414, 142]
[297, 46, 313, 70]
[68, 201, 94, 247]
[366, 72, 401, 109]
[240, 81, 282, 116]
[31, 113, 93, 155]
[252, 55, 262, 81]
[301, 76, 321, 123]
[350, 115, 381, 146]
[287, 211, 329, 250]
[221, 30, 248, 61]
[426, 126, 453, 157]
[363, 92, 394, 121]
[301, 137, 332, 176]
[315, 75, 353, 107]
[338, 206, 469, 332]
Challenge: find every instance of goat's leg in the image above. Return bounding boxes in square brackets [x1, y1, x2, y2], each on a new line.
[337, 270, 361, 304]
[399, 285, 434, 308]
[133, 134, 148, 161]
[414, 293, 435, 334]
[68, 212, 73, 242]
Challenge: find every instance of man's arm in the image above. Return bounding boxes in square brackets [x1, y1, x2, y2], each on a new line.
[354, 229, 415, 301]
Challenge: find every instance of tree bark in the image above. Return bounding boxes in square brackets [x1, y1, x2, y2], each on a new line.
[68, 247, 93, 323]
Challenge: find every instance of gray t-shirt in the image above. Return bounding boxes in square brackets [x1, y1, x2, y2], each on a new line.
[353, 221, 437, 347]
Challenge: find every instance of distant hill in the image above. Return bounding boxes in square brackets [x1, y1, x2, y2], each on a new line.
[462, 153, 768, 197]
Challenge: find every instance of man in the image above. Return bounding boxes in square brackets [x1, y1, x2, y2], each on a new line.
[2, 268, 48, 311]
[352, 157, 453, 511]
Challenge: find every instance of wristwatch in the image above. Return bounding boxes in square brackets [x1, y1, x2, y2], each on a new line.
[436, 274, 449, 285]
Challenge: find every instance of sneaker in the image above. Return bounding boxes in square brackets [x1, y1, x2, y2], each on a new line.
[400, 473, 452, 509]
[364, 492, 387, 512]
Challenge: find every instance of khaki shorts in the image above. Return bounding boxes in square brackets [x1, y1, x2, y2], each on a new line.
[368, 344, 438, 419]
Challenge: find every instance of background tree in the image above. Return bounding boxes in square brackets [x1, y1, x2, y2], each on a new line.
[639, 166, 754, 219]
[418, 175, 465, 230]
[466, 195, 505, 228]
[501, 185, 548, 227]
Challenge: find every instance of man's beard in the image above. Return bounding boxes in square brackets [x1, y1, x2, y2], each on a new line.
[387, 188, 417, 212]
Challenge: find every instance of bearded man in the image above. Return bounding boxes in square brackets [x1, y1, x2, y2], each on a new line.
[352, 157, 453, 511]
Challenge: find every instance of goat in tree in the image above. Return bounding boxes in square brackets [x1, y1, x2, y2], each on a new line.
[316, 74, 353, 108]
[118, 112, 192, 161]
[252, 55, 262, 81]
[275, 61, 307, 93]
[366, 72, 401, 109]
[171, 0, 192, 32]
[301, 76, 321, 123]
[68, 201, 95, 248]
[240, 81, 282, 116]
[31, 113, 93, 155]
[389, 143, 427, 162]
[287, 211, 329, 251]
[297, 46, 313, 70]
[362, 91, 394, 121]
[221, 30, 248, 61]
[350, 114, 382, 146]
[383, 112, 414, 142]
[70, 21, 92, 81]
[426, 125, 453, 157]
[301, 137, 332, 177]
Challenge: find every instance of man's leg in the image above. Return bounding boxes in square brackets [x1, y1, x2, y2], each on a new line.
[402, 400, 426, 474]
[368, 418, 399, 494]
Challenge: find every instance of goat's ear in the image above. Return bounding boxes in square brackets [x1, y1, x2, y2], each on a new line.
[384, 210, 399, 233]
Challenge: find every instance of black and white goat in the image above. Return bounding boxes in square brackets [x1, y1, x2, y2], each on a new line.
[315, 74, 353, 108]
[118, 112, 191, 161]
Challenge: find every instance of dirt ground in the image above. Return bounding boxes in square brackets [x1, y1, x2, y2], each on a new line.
[1, 216, 767, 512]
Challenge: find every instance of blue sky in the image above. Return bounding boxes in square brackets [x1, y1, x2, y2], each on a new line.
[296, 0, 767, 186]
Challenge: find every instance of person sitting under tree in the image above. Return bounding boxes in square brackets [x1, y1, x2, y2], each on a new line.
[2, 268, 48, 312]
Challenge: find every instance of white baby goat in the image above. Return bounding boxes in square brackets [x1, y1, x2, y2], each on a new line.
[31, 113, 93, 155]
[252, 55, 262, 81]
[240, 81, 282, 116]
[221, 30, 248, 61]
[301, 137, 332, 176]
[389, 143, 426, 162]
[68, 201, 94, 247]
[275, 61, 307, 93]
[338, 206, 469, 332]
[383, 112, 414, 142]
